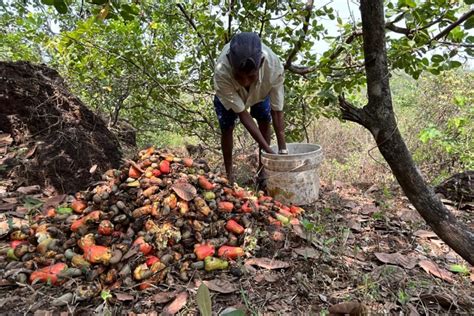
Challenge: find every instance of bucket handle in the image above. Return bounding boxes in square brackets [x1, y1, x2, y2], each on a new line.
[260, 158, 311, 177]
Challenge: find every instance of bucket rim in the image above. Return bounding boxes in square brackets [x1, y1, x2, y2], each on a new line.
[262, 143, 323, 159]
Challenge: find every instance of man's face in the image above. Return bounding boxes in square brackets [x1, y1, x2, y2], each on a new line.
[232, 68, 259, 89]
[229, 56, 264, 89]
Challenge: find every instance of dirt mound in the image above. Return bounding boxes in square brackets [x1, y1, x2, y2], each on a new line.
[0, 61, 122, 193]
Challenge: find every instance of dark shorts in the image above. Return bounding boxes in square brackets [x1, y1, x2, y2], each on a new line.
[214, 95, 271, 130]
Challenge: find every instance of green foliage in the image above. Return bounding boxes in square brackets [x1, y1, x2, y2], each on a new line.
[196, 283, 212, 316]
[393, 70, 473, 177]
[1, 0, 472, 158]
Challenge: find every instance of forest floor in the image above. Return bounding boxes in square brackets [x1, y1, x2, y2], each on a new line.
[1, 138, 473, 315]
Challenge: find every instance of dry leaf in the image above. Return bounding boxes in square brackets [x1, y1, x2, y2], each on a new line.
[2, 197, 18, 204]
[16, 185, 41, 195]
[203, 279, 237, 294]
[293, 247, 319, 259]
[264, 272, 279, 283]
[346, 219, 362, 232]
[471, 268, 474, 283]
[245, 258, 290, 270]
[43, 194, 66, 211]
[359, 204, 379, 215]
[162, 291, 188, 315]
[152, 291, 177, 304]
[115, 292, 134, 301]
[418, 260, 455, 283]
[328, 301, 365, 315]
[413, 230, 438, 238]
[0, 203, 16, 211]
[0, 215, 28, 235]
[374, 252, 418, 269]
[0, 134, 13, 146]
[171, 182, 196, 201]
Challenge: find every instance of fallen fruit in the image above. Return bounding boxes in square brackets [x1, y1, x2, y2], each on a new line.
[204, 256, 229, 271]
[71, 199, 87, 214]
[83, 245, 112, 264]
[198, 176, 215, 190]
[129, 165, 142, 178]
[98, 220, 114, 236]
[218, 246, 244, 260]
[133, 236, 153, 255]
[194, 243, 215, 260]
[30, 263, 68, 285]
[159, 160, 170, 174]
[218, 201, 234, 213]
[225, 219, 244, 235]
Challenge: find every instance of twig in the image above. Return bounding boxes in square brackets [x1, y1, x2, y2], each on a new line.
[430, 9, 474, 44]
[284, 0, 314, 69]
[176, 3, 215, 68]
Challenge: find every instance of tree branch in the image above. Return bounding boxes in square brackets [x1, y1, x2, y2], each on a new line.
[430, 9, 474, 43]
[338, 95, 367, 127]
[284, 0, 314, 69]
[226, 0, 234, 43]
[259, 0, 268, 37]
[176, 3, 215, 68]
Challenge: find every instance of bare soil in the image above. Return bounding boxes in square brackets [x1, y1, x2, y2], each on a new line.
[0, 61, 122, 194]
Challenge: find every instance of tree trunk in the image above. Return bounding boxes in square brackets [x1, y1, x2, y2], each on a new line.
[338, 0, 474, 264]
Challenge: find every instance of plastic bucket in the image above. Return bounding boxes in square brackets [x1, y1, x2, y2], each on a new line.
[261, 143, 323, 206]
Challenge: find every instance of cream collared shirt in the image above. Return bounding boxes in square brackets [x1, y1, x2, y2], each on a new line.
[214, 43, 285, 113]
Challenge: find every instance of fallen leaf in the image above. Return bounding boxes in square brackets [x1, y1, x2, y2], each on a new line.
[418, 260, 455, 283]
[293, 247, 319, 259]
[2, 198, 17, 204]
[360, 204, 379, 215]
[171, 182, 196, 201]
[16, 185, 41, 195]
[152, 291, 177, 304]
[115, 292, 134, 301]
[374, 252, 418, 269]
[245, 258, 290, 270]
[0, 215, 28, 235]
[202, 279, 238, 294]
[263, 272, 279, 283]
[196, 283, 212, 316]
[0, 134, 13, 146]
[328, 301, 365, 315]
[413, 230, 438, 238]
[162, 291, 188, 315]
[346, 219, 362, 232]
[0, 203, 16, 211]
[220, 307, 245, 316]
[42, 194, 66, 211]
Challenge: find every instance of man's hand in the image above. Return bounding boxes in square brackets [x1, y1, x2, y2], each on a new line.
[238, 111, 275, 153]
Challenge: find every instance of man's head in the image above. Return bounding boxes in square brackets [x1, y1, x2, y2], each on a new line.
[228, 32, 264, 88]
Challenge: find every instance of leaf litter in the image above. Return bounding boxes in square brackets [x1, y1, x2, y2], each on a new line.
[0, 146, 472, 315]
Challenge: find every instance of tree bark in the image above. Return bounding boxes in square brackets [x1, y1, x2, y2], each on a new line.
[339, 0, 474, 264]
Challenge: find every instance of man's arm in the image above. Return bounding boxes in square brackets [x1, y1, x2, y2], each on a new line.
[271, 110, 286, 152]
[238, 111, 275, 154]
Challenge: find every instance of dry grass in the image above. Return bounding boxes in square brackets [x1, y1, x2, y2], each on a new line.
[309, 117, 395, 186]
